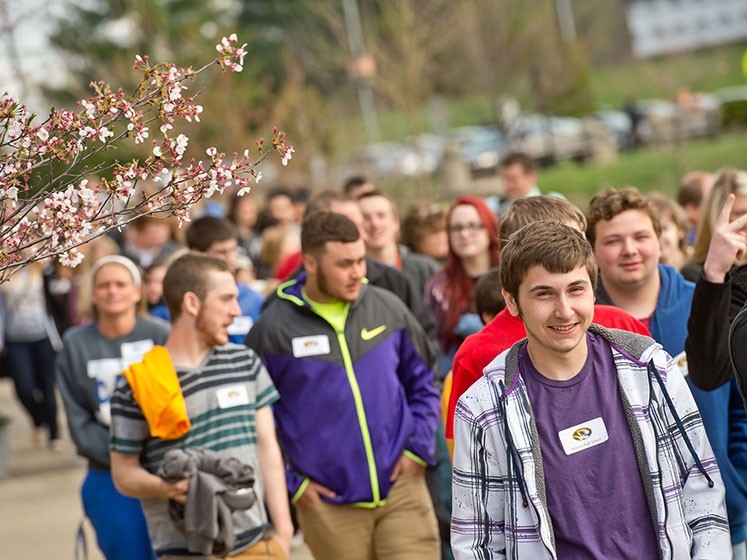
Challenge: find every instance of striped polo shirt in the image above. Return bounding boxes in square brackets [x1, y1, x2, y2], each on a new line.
[110, 343, 279, 556]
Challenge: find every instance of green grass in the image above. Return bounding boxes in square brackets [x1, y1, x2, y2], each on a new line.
[540, 131, 747, 208]
[590, 44, 747, 110]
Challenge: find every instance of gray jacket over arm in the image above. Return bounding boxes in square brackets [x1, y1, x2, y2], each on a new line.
[157, 448, 256, 556]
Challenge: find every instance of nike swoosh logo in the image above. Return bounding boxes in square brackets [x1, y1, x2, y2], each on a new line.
[361, 325, 387, 341]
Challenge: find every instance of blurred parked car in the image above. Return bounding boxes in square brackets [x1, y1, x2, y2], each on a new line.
[445, 125, 505, 177]
[350, 140, 438, 178]
[403, 133, 447, 175]
[588, 110, 634, 150]
[636, 95, 721, 144]
[505, 114, 593, 166]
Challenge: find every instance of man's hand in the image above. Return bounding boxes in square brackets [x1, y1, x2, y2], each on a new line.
[703, 193, 747, 283]
[389, 454, 425, 482]
[162, 478, 189, 504]
[296, 480, 336, 508]
[273, 535, 292, 558]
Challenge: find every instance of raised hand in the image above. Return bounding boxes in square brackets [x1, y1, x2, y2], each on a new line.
[703, 193, 747, 283]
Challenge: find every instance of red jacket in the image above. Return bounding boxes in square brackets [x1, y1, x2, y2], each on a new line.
[445, 304, 651, 438]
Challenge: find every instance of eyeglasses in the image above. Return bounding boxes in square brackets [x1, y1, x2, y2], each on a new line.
[448, 222, 485, 234]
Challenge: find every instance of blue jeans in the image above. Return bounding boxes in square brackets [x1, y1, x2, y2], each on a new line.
[5, 339, 59, 440]
[734, 540, 747, 560]
[81, 469, 156, 560]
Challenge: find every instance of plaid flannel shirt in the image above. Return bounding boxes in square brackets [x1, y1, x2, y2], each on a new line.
[451, 325, 730, 560]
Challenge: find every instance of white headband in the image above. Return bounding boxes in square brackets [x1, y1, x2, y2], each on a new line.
[90, 255, 142, 287]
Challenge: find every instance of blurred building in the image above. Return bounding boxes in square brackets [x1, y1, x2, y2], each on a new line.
[627, 0, 747, 58]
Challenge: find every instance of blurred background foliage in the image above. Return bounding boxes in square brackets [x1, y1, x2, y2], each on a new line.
[9, 0, 747, 205]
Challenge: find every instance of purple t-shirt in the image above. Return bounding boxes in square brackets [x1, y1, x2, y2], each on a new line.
[520, 332, 659, 559]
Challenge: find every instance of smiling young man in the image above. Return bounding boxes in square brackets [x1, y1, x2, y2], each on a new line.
[245, 211, 441, 559]
[109, 254, 293, 559]
[587, 187, 747, 554]
[451, 221, 729, 559]
[444, 196, 650, 445]
[357, 190, 440, 300]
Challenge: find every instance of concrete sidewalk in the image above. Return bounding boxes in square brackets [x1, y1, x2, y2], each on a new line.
[0, 379, 312, 559]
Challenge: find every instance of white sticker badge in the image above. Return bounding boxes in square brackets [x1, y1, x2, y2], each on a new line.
[292, 335, 331, 358]
[227, 316, 254, 336]
[672, 350, 688, 377]
[558, 416, 609, 456]
[120, 339, 155, 364]
[216, 384, 250, 409]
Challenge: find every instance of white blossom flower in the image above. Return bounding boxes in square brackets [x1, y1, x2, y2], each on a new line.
[82, 100, 97, 119]
[97, 127, 114, 142]
[3, 186, 19, 201]
[174, 134, 189, 157]
[281, 146, 295, 166]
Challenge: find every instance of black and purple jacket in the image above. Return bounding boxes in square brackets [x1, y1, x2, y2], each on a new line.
[245, 273, 440, 507]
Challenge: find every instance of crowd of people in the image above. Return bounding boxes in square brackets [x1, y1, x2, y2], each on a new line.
[2, 151, 747, 559]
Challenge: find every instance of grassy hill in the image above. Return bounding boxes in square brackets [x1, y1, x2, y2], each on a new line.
[540, 131, 747, 208]
[590, 44, 747, 110]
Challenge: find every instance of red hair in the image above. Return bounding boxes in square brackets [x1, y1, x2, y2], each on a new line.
[440, 196, 500, 349]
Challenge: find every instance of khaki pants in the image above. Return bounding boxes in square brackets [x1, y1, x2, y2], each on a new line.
[296, 474, 440, 560]
[230, 537, 286, 559]
[161, 537, 286, 560]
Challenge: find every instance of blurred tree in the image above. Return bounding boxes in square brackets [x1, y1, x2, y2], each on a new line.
[33, 0, 615, 186]
[44, 0, 275, 171]
[441, 0, 552, 99]
[533, 39, 595, 117]
[572, 0, 632, 65]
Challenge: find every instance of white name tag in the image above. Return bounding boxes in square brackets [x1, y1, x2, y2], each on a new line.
[87, 358, 124, 427]
[216, 384, 250, 409]
[292, 335, 330, 358]
[120, 339, 155, 364]
[672, 350, 688, 377]
[227, 316, 254, 336]
[558, 416, 609, 455]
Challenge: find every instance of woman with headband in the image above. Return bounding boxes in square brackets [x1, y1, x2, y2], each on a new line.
[57, 255, 169, 559]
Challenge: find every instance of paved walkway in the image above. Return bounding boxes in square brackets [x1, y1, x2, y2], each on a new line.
[0, 379, 312, 559]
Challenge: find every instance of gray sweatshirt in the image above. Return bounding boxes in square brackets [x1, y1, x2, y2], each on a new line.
[56, 316, 169, 469]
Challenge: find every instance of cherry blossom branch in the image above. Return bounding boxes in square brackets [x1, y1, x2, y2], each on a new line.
[0, 34, 293, 283]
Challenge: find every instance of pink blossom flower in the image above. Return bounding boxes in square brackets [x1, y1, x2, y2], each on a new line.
[0, 34, 293, 282]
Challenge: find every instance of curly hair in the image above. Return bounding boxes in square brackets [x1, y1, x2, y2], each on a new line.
[586, 187, 660, 248]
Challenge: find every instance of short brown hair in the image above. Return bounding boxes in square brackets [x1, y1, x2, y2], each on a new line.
[342, 175, 370, 196]
[401, 203, 446, 252]
[500, 222, 597, 301]
[303, 190, 355, 219]
[301, 211, 360, 258]
[500, 151, 537, 174]
[473, 267, 504, 321]
[677, 171, 712, 207]
[356, 190, 398, 219]
[585, 187, 660, 248]
[499, 196, 586, 248]
[185, 216, 238, 252]
[162, 253, 230, 320]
